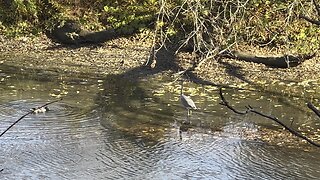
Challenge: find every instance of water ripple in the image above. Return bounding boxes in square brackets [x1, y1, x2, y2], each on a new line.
[0, 99, 107, 179]
[0, 81, 320, 180]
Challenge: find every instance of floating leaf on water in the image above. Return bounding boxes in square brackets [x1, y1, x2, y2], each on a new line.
[49, 93, 58, 97]
[240, 95, 247, 99]
[287, 82, 296, 87]
[153, 93, 163, 96]
[256, 80, 267, 84]
[306, 89, 315, 93]
[298, 80, 310, 87]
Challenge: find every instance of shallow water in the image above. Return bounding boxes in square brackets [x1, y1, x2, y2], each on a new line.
[0, 58, 320, 179]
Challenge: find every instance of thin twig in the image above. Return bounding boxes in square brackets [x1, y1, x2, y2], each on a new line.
[219, 88, 249, 115]
[313, 0, 320, 17]
[307, 102, 320, 119]
[0, 98, 63, 138]
[250, 109, 320, 147]
[219, 88, 320, 147]
[299, 14, 320, 26]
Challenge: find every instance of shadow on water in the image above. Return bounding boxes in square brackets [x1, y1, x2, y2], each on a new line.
[93, 46, 229, 143]
[95, 73, 176, 143]
[90, 46, 320, 179]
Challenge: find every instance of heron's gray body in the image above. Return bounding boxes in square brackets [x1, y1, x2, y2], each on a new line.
[180, 94, 197, 110]
[179, 80, 196, 116]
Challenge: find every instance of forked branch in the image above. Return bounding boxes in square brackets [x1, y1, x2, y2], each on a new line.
[219, 88, 320, 147]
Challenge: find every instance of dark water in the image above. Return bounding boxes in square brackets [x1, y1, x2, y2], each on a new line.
[0, 61, 320, 179]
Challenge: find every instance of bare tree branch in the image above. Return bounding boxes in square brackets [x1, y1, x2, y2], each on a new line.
[219, 88, 320, 147]
[219, 88, 249, 115]
[299, 14, 320, 26]
[307, 102, 320, 119]
[0, 98, 63, 138]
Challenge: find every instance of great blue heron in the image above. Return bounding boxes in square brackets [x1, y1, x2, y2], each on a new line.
[179, 80, 197, 116]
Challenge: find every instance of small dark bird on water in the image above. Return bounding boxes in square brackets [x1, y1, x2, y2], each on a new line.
[31, 106, 49, 114]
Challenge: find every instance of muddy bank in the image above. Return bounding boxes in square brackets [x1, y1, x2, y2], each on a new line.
[0, 35, 151, 76]
[1, 34, 320, 99]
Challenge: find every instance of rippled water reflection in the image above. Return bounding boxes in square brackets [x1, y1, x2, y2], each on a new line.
[0, 60, 320, 179]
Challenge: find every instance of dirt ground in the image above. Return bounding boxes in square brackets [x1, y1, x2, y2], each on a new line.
[1, 34, 320, 99]
[0, 35, 151, 75]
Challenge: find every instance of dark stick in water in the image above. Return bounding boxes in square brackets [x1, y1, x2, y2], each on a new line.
[219, 88, 320, 147]
[0, 98, 62, 137]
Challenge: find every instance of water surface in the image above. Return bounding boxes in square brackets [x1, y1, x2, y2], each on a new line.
[0, 57, 320, 179]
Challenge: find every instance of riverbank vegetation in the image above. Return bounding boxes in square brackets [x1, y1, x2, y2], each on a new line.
[0, 1, 319, 53]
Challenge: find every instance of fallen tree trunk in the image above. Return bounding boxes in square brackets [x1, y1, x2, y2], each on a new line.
[47, 20, 136, 45]
[47, 20, 119, 45]
[220, 50, 315, 68]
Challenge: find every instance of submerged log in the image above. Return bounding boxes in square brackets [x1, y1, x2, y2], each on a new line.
[221, 50, 315, 68]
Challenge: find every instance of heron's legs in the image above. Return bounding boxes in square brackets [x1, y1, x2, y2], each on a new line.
[187, 109, 193, 116]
